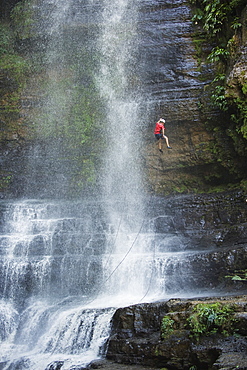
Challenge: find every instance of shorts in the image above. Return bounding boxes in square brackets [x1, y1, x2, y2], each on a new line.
[155, 134, 163, 140]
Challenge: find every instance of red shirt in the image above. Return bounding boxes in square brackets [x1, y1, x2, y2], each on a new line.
[154, 122, 165, 135]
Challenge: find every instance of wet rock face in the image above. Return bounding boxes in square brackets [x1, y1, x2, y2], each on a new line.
[226, 5, 247, 100]
[156, 190, 247, 249]
[146, 191, 247, 293]
[1, 0, 216, 197]
[106, 296, 247, 370]
[226, 46, 247, 100]
[139, 0, 219, 194]
[141, 2, 247, 195]
[139, 0, 208, 119]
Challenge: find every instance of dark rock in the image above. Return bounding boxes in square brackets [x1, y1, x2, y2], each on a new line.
[106, 296, 247, 370]
[212, 353, 247, 370]
[151, 190, 247, 250]
[86, 359, 158, 370]
[45, 361, 64, 370]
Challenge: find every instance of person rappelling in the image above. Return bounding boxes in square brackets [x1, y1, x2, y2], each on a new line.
[154, 118, 172, 153]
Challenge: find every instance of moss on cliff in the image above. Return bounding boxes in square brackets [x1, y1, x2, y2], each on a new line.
[0, 19, 32, 194]
[190, 0, 247, 191]
[0, 0, 106, 197]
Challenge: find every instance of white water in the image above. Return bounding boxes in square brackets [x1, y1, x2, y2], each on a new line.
[98, 0, 143, 203]
[0, 0, 191, 369]
[0, 298, 116, 370]
[0, 199, 183, 370]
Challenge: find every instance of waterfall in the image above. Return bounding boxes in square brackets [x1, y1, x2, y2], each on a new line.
[95, 0, 149, 303]
[0, 0, 222, 369]
[0, 0, 153, 368]
[98, 0, 142, 203]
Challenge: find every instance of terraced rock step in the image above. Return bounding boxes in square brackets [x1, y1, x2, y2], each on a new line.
[106, 295, 247, 370]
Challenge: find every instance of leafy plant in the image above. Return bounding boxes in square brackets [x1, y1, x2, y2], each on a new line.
[161, 316, 175, 338]
[202, 0, 229, 36]
[242, 84, 247, 96]
[189, 0, 247, 187]
[225, 269, 247, 281]
[231, 17, 242, 31]
[0, 24, 14, 55]
[211, 85, 228, 111]
[10, 0, 34, 40]
[187, 302, 235, 340]
[190, 0, 244, 37]
[0, 174, 13, 190]
[0, 54, 30, 84]
[207, 47, 229, 63]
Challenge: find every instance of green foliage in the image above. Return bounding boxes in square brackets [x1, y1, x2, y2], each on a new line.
[231, 17, 242, 31]
[242, 83, 247, 96]
[161, 316, 175, 338]
[0, 173, 13, 191]
[187, 303, 235, 340]
[0, 24, 15, 55]
[190, 0, 247, 186]
[28, 54, 106, 194]
[0, 1, 106, 196]
[202, 0, 229, 35]
[229, 98, 247, 140]
[190, 0, 244, 37]
[0, 22, 30, 85]
[0, 54, 30, 84]
[211, 73, 228, 111]
[207, 47, 229, 63]
[211, 84, 228, 111]
[0, 17, 33, 124]
[225, 269, 247, 281]
[10, 0, 34, 40]
[0, 21, 32, 146]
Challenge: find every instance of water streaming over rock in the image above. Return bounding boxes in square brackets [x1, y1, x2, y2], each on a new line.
[0, 0, 151, 368]
[0, 0, 226, 369]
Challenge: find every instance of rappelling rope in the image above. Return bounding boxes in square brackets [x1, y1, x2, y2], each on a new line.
[102, 197, 127, 271]
[103, 192, 164, 304]
[103, 215, 146, 283]
[82, 207, 147, 307]
[139, 222, 157, 302]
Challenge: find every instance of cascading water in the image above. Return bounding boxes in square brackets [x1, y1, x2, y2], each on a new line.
[95, 0, 149, 303]
[0, 0, 216, 369]
[0, 1, 155, 368]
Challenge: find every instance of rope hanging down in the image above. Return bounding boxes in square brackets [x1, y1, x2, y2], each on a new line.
[104, 216, 146, 283]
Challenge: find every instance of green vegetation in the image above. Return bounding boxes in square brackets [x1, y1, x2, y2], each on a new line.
[0, 22, 30, 84]
[225, 269, 247, 281]
[0, 10, 33, 199]
[0, 173, 13, 191]
[161, 316, 175, 338]
[27, 47, 106, 195]
[10, 0, 34, 40]
[0, 0, 107, 196]
[160, 302, 238, 345]
[0, 23, 14, 54]
[187, 302, 236, 340]
[190, 0, 247, 189]
[0, 21, 31, 148]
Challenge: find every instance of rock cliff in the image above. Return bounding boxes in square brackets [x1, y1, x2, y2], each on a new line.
[104, 295, 247, 370]
[0, 0, 247, 197]
[141, 1, 247, 195]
